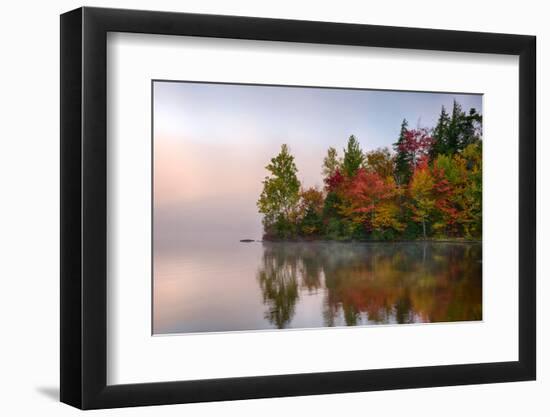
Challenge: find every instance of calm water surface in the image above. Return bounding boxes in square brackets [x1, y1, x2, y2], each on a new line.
[153, 242, 482, 334]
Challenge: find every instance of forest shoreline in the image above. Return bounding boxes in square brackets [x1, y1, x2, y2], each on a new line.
[242, 238, 482, 244]
[256, 102, 482, 243]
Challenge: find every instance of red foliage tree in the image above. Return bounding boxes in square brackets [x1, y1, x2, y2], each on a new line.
[324, 169, 345, 192]
[398, 128, 434, 169]
[341, 168, 396, 230]
[431, 164, 459, 232]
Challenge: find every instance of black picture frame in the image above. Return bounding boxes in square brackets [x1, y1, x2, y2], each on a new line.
[60, 6, 536, 410]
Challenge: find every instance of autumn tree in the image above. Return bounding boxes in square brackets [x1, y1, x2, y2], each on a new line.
[431, 163, 457, 236]
[458, 142, 482, 237]
[340, 169, 395, 233]
[257, 144, 301, 238]
[371, 176, 404, 239]
[433, 142, 481, 238]
[399, 128, 434, 168]
[365, 147, 394, 179]
[409, 161, 436, 239]
[297, 187, 324, 236]
[455, 142, 482, 238]
[342, 135, 364, 178]
[322, 169, 346, 238]
[432, 154, 461, 235]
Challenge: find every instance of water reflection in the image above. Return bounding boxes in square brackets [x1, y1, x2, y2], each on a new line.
[257, 245, 299, 329]
[257, 242, 482, 329]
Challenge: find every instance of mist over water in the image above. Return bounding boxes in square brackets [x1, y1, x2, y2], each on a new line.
[153, 241, 482, 334]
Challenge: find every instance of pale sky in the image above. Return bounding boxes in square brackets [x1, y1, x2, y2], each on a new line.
[153, 81, 482, 248]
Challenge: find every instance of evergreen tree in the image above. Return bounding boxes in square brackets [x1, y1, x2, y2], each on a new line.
[393, 119, 411, 185]
[446, 101, 483, 154]
[457, 108, 482, 149]
[430, 106, 450, 159]
[446, 100, 463, 155]
[342, 135, 364, 178]
[322, 147, 341, 179]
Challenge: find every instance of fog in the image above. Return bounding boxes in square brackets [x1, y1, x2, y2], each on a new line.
[153, 81, 482, 248]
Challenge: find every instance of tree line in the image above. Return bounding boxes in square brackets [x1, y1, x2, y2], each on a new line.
[257, 100, 482, 241]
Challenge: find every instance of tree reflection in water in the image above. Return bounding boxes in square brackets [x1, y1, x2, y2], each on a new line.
[256, 244, 300, 329]
[256, 242, 482, 329]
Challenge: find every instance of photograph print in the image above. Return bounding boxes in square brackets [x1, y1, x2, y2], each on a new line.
[153, 81, 482, 335]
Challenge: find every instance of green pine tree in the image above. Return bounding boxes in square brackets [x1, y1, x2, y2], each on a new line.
[393, 119, 411, 185]
[446, 101, 483, 154]
[430, 106, 450, 159]
[446, 100, 463, 155]
[322, 146, 341, 178]
[457, 108, 482, 150]
[342, 135, 364, 177]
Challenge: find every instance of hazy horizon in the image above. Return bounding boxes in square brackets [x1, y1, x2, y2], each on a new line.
[153, 81, 482, 248]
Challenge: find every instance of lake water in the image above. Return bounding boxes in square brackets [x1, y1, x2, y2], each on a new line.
[153, 241, 482, 334]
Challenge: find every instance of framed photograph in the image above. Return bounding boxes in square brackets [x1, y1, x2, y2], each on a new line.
[60, 6, 536, 409]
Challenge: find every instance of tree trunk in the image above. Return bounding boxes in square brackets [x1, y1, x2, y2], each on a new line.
[422, 219, 426, 239]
